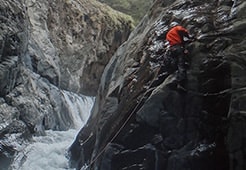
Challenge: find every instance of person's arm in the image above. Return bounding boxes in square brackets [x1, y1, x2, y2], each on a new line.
[177, 27, 191, 44]
[179, 26, 189, 37]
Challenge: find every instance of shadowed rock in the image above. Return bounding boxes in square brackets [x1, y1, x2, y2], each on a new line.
[69, 0, 246, 170]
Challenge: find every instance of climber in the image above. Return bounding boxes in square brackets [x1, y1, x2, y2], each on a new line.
[165, 22, 192, 87]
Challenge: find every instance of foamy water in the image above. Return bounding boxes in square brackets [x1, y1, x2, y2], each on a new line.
[11, 91, 94, 170]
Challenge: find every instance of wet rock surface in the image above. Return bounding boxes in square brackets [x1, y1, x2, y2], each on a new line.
[69, 0, 246, 170]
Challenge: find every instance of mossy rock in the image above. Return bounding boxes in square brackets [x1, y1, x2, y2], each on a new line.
[98, 0, 152, 25]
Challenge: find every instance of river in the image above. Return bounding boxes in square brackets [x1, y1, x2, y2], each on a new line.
[10, 91, 94, 170]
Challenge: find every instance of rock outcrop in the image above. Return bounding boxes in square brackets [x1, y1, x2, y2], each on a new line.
[0, 0, 133, 168]
[69, 0, 246, 170]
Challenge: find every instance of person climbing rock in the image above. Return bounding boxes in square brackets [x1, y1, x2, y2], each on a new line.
[165, 22, 192, 87]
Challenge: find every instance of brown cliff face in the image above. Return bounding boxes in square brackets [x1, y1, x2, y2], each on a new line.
[69, 0, 246, 169]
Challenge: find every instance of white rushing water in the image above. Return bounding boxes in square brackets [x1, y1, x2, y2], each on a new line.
[11, 91, 94, 170]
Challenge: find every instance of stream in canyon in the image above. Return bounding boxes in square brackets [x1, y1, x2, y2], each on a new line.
[10, 91, 95, 170]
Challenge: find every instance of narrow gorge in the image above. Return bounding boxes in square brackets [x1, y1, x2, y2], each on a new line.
[0, 0, 133, 169]
[1, 0, 246, 170]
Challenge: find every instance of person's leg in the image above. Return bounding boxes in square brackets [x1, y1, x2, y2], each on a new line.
[167, 45, 187, 90]
[177, 53, 186, 83]
[172, 45, 187, 87]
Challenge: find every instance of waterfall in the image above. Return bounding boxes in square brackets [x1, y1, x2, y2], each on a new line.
[61, 90, 95, 129]
[11, 90, 95, 170]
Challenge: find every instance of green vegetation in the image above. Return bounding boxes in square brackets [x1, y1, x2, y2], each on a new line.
[90, 0, 135, 29]
[98, 0, 152, 25]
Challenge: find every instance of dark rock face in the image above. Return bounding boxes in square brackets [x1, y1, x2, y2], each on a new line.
[69, 0, 246, 170]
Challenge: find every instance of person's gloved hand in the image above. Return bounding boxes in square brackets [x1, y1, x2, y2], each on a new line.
[184, 49, 189, 54]
[189, 35, 196, 42]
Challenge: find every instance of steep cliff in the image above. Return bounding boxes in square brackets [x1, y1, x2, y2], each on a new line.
[0, 0, 133, 168]
[69, 0, 246, 169]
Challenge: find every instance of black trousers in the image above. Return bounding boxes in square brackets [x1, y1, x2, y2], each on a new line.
[169, 45, 187, 83]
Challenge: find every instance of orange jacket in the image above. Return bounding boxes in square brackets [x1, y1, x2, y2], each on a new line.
[166, 26, 189, 46]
